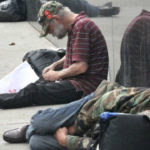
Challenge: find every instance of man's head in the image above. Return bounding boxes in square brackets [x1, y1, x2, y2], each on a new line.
[38, 1, 69, 38]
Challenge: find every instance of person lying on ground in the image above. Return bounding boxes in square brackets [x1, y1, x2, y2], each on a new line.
[3, 80, 150, 150]
[40, 0, 120, 18]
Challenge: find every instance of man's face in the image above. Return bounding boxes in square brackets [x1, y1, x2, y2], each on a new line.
[49, 20, 67, 39]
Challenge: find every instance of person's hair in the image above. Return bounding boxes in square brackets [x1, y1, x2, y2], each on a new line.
[56, 7, 73, 18]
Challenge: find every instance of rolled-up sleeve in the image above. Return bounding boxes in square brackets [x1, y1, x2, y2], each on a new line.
[66, 135, 94, 150]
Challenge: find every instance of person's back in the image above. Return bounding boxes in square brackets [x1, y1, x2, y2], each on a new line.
[116, 10, 150, 87]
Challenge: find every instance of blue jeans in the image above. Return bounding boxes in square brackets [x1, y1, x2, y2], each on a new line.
[26, 93, 94, 150]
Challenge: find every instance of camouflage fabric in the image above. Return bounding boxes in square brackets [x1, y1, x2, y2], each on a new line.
[38, 1, 63, 37]
[66, 80, 150, 150]
[66, 135, 96, 150]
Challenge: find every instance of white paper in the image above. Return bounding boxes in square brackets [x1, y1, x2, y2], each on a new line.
[0, 61, 39, 94]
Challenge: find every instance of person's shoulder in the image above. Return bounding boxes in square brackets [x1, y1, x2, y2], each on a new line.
[74, 15, 97, 31]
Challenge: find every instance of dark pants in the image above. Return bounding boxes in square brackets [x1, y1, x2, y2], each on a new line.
[57, 0, 100, 17]
[0, 80, 83, 109]
[26, 93, 94, 150]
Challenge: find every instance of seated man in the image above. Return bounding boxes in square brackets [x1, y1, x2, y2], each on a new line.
[0, 1, 109, 109]
[3, 80, 150, 150]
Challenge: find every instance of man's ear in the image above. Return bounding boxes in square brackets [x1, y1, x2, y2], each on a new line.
[52, 15, 62, 23]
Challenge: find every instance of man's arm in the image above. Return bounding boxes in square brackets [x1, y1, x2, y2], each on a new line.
[66, 135, 95, 150]
[42, 56, 66, 74]
[55, 127, 94, 150]
[42, 61, 88, 81]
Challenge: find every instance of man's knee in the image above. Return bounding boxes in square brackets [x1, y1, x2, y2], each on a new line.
[30, 109, 55, 134]
[29, 135, 43, 150]
[29, 135, 39, 150]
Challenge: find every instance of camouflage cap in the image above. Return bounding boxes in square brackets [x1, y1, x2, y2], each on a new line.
[38, 1, 63, 37]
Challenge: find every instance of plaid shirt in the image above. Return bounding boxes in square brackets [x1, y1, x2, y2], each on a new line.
[64, 13, 108, 96]
[116, 10, 150, 87]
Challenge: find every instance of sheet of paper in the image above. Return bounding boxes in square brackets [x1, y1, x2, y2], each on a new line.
[0, 61, 39, 94]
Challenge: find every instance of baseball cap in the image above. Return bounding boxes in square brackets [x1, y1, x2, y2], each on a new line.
[38, 1, 63, 37]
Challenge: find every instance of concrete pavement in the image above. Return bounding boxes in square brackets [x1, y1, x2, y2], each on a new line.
[0, 0, 150, 149]
[0, 22, 56, 79]
[0, 22, 59, 150]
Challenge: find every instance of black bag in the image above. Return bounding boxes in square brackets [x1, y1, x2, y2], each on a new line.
[99, 112, 150, 150]
[0, 0, 26, 21]
[23, 49, 66, 77]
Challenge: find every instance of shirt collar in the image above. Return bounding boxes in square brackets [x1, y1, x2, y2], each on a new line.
[140, 9, 150, 16]
[71, 12, 87, 28]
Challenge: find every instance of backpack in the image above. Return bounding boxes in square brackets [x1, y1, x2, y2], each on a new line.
[23, 49, 66, 77]
[98, 112, 150, 150]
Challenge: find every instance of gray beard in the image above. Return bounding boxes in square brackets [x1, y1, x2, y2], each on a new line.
[53, 24, 67, 39]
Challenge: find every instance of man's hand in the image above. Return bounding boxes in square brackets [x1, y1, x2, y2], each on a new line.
[42, 56, 66, 75]
[42, 63, 56, 75]
[68, 124, 75, 135]
[42, 70, 60, 81]
[42, 61, 88, 82]
[55, 127, 68, 147]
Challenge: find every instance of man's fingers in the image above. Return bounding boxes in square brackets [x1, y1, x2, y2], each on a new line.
[43, 67, 49, 74]
[42, 73, 48, 80]
[55, 127, 68, 134]
[68, 125, 75, 135]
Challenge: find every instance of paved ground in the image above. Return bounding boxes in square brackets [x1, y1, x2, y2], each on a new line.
[0, 0, 150, 149]
[0, 22, 59, 150]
